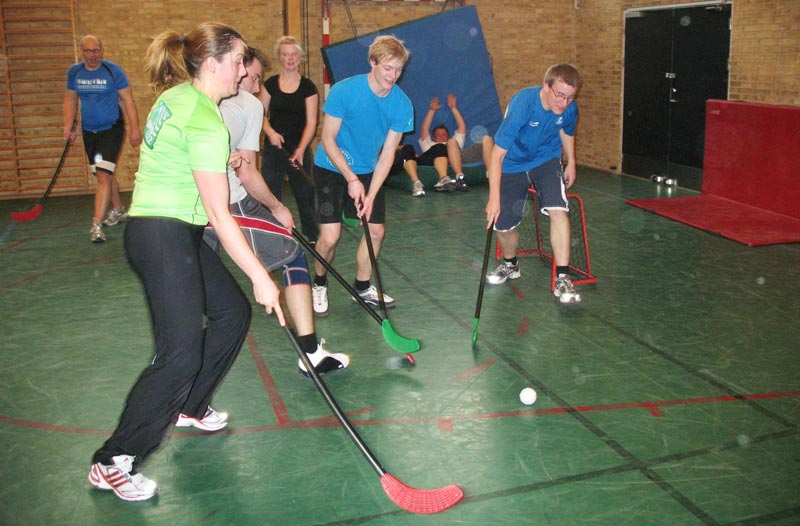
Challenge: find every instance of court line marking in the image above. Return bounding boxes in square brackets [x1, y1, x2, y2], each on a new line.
[3, 390, 797, 436]
[0, 223, 73, 254]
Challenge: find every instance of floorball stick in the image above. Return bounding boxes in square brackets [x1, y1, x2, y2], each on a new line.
[280, 321, 462, 513]
[472, 225, 494, 347]
[293, 228, 420, 355]
[360, 216, 417, 364]
[279, 147, 315, 187]
[11, 135, 73, 222]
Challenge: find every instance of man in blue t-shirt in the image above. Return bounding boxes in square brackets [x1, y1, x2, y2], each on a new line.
[64, 35, 141, 243]
[311, 35, 413, 316]
[484, 64, 584, 303]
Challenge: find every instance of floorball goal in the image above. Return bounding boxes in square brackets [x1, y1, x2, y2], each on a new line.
[495, 187, 597, 291]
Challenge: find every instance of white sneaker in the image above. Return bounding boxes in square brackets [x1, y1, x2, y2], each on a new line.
[298, 338, 350, 377]
[90, 222, 106, 243]
[88, 455, 158, 502]
[411, 180, 425, 197]
[486, 261, 521, 284]
[312, 283, 329, 316]
[354, 285, 396, 308]
[176, 406, 229, 431]
[433, 175, 456, 192]
[554, 275, 581, 304]
[102, 207, 128, 226]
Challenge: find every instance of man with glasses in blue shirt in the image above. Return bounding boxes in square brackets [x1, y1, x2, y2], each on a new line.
[484, 64, 583, 303]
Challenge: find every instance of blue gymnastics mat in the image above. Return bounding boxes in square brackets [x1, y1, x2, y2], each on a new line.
[321, 5, 502, 152]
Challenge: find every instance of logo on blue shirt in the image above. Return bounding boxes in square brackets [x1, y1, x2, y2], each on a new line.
[77, 79, 108, 86]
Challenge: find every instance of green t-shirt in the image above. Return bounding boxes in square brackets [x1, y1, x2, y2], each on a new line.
[130, 82, 230, 225]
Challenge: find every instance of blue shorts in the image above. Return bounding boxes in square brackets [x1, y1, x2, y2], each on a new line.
[495, 158, 568, 231]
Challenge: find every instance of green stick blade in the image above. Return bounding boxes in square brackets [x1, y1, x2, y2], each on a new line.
[472, 318, 479, 347]
[342, 214, 359, 228]
[381, 319, 420, 354]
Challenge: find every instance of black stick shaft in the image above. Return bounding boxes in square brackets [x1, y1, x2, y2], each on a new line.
[280, 147, 315, 187]
[38, 137, 73, 206]
[360, 216, 388, 319]
[474, 225, 494, 318]
[282, 323, 384, 476]
[293, 228, 384, 325]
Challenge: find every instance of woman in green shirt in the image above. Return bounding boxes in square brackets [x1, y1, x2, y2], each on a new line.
[87, 22, 284, 502]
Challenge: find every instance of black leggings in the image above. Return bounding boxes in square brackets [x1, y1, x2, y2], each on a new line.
[92, 217, 251, 469]
[261, 144, 319, 242]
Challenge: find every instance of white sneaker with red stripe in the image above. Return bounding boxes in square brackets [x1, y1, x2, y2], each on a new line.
[176, 406, 229, 431]
[88, 454, 158, 501]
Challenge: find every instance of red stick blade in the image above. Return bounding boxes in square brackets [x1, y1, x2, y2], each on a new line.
[10, 204, 43, 222]
[380, 473, 463, 514]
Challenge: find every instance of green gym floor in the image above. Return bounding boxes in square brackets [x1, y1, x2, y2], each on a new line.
[1, 168, 798, 526]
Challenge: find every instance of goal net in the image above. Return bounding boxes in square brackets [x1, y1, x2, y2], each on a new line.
[496, 187, 597, 291]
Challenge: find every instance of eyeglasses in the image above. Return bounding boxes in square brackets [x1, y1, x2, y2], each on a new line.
[82, 48, 102, 54]
[551, 87, 577, 103]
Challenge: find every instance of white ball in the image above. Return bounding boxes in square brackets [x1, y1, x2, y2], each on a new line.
[385, 355, 403, 370]
[519, 387, 537, 405]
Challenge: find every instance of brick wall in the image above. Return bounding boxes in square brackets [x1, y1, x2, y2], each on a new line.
[310, 0, 800, 174]
[71, 0, 286, 190]
[4, 0, 799, 197]
[728, 0, 800, 104]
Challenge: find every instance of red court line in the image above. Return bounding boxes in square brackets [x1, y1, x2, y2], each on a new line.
[0, 223, 72, 253]
[247, 333, 291, 425]
[271, 407, 376, 430]
[175, 407, 379, 435]
[509, 284, 524, 298]
[5, 391, 797, 436]
[452, 359, 496, 382]
[0, 414, 109, 436]
[0, 255, 121, 291]
[516, 316, 530, 336]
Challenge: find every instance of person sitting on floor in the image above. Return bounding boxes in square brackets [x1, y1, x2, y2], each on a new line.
[395, 94, 469, 196]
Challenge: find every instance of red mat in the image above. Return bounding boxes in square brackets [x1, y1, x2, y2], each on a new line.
[626, 100, 800, 247]
[627, 194, 800, 247]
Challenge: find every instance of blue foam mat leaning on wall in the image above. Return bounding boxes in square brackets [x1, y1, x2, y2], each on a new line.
[321, 5, 501, 189]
